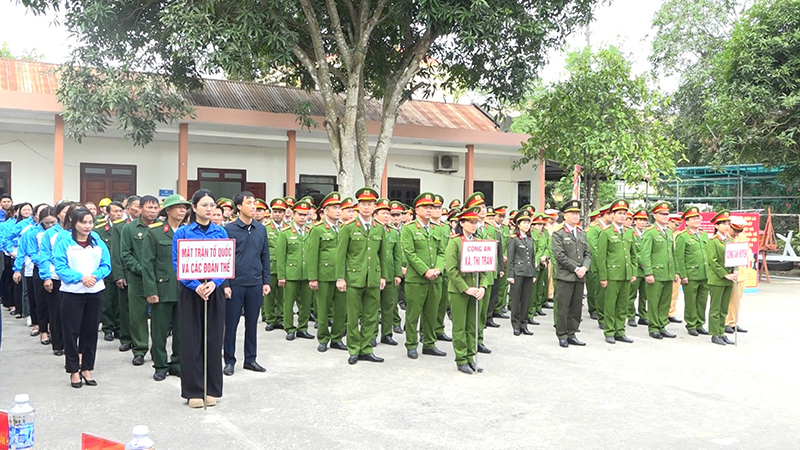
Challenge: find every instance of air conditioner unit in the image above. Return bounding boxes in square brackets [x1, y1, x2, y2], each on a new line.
[434, 154, 459, 173]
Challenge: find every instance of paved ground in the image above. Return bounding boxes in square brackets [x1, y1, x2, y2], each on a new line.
[1, 279, 799, 449]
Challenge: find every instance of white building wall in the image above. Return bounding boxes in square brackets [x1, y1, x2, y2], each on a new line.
[0, 130, 55, 204]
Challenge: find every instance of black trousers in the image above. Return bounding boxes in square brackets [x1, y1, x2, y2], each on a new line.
[510, 276, 533, 330]
[556, 280, 584, 340]
[61, 291, 103, 374]
[25, 275, 39, 326]
[45, 280, 64, 351]
[13, 273, 23, 315]
[179, 284, 224, 400]
[1, 255, 13, 308]
[32, 268, 49, 336]
[487, 280, 500, 321]
[224, 284, 262, 366]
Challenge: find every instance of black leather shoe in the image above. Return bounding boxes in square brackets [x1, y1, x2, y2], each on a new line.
[436, 334, 452, 342]
[244, 361, 267, 372]
[297, 331, 314, 339]
[314, 322, 319, 329]
[118, 343, 133, 352]
[309, 313, 316, 322]
[725, 325, 734, 334]
[589, 312, 598, 320]
[317, 342, 328, 352]
[668, 316, 683, 324]
[348, 355, 358, 365]
[649, 332, 663, 340]
[407, 348, 419, 359]
[543, 302, 554, 309]
[485, 319, 500, 328]
[359, 353, 384, 363]
[520, 327, 533, 336]
[285, 332, 296, 341]
[697, 327, 709, 335]
[380, 336, 398, 346]
[527, 318, 540, 325]
[615, 335, 634, 343]
[70, 377, 82, 389]
[330, 341, 347, 351]
[537, 310, 546, 316]
[605, 336, 616, 344]
[103, 332, 114, 342]
[422, 347, 447, 357]
[153, 371, 167, 382]
[627, 319, 637, 327]
[132, 355, 145, 366]
[54, 349, 64, 356]
[688, 328, 699, 336]
[40, 338, 51, 346]
[223, 364, 235, 376]
[274, 323, 285, 330]
[477, 344, 492, 354]
[467, 362, 483, 373]
[393, 326, 403, 334]
[458, 364, 474, 374]
[567, 337, 586, 346]
[370, 338, 377, 347]
[559, 339, 569, 348]
[513, 329, 521, 336]
[80, 373, 98, 386]
[661, 330, 676, 339]
[711, 335, 726, 346]
[113, 331, 121, 339]
[735, 326, 747, 333]
[638, 318, 649, 326]
[721, 335, 734, 345]
[264, 323, 275, 331]
[598, 321, 605, 330]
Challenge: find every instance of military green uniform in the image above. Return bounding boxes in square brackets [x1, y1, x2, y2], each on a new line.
[628, 227, 648, 321]
[494, 222, 511, 315]
[142, 221, 180, 375]
[307, 218, 345, 345]
[433, 221, 451, 338]
[640, 224, 677, 334]
[379, 222, 403, 339]
[261, 219, 285, 327]
[528, 227, 542, 320]
[485, 220, 508, 319]
[586, 222, 607, 324]
[675, 228, 709, 332]
[474, 222, 498, 345]
[707, 232, 734, 338]
[596, 224, 637, 338]
[446, 234, 491, 367]
[277, 221, 312, 335]
[534, 227, 551, 313]
[121, 217, 153, 357]
[401, 219, 446, 350]
[110, 218, 132, 346]
[96, 220, 119, 336]
[336, 216, 387, 356]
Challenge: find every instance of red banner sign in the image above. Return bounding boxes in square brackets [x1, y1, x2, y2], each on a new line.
[0, 410, 7, 450]
[81, 433, 125, 450]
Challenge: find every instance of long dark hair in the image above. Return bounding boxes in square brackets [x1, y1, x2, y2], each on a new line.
[70, 208, 97, 246]
[54, 201, 73, 227]
[15, 202, 32, 223]
[188, 189, 216, 224]
[63, 203, 81, 231]
[38, 206, 57, 229]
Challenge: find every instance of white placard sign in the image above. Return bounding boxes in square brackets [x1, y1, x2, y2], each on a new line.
[724, 242, 751, 268]
[460, 240, 497, 273]
[176, 239, 236, 280]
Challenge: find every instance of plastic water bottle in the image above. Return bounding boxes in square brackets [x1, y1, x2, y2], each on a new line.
[8, 394, 35, 449]
[125, 425, 155, 450]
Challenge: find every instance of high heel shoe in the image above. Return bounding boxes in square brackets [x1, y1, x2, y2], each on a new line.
[70, 374, 82, 389]
[80, 373, 97, 387]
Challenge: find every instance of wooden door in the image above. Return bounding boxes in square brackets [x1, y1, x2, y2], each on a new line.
[80, 163, 137, 205]
[244, 182, 266, 201]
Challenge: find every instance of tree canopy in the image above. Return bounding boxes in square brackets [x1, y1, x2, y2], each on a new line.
[512, 46, 682, 210]
[23, 0, 598, 195]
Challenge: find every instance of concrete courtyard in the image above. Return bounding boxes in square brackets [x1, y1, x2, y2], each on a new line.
[1, 278, 798, 449]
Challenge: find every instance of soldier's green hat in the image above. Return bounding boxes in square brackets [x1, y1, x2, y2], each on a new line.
[270, 198, 288, 211]
[293, 200, 312, 213]
[449, 199, 462, 210]
[533, 212, 549, 224]
[486, 206, 496, 217]
[599, 203, 612, 215]
[390, 201, 405, 214]
[355, 187, 379, 202]
[514, 210, 532, 223]
[465, 192, 485, 208]
[320, 192, 342, 209]
[374, 198, 391, 212]
[682, 206, 700, 220]
[610, 199, 629, 212]
[651, 201, 670, 215]
[340, 197, 355, 210]
[508, 209, 519, 221]
[561, 199, 581, 213]
[589, 209, 601, 220]
[414, 192, 436, 208]
[433, 194, 444, 207]
[255, 198, 268, 210]
[217, 197, 233, 209]
[458, 206, 481, 221]
[634, 210, 648, 220]
[447, 208, 460, 222]
[160, 194, 190, 217]
[520, 204, 536, 214]
[283, 196, 296, 209]
[495, 206, 508, 216]
[711, 210, 731, 224]
[300, 196, 315, 207]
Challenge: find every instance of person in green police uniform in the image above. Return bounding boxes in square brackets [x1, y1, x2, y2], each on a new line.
[596, 199, 637, 345]
[389, 202, 407, 335]
[336, 188, 388, 365]
[401, 192, 447, 359]
[587, 204, 611, 326]
[277, 200, 314, 341]
[445, 206, 491, 374]
[468, 192, 499, 354]
[485, 205, 508, 325]
[532, 212, 551, 318]
[432, 194, 453, 342]
[706, 211, 737, 346]
[307, 192, 347, 352]
[142, 194, 190, 381]
[98, 200, 124, 342]
[675, 206, 710, 337]
[120, 195, 161, 365]
[376, 200, 403, 346]
[262, 198, 288, 331]
[490, 206, 511, 318]
[112, 196, 140, 352]
[641, 201, 680, 339]
[627, 210, 649, 328]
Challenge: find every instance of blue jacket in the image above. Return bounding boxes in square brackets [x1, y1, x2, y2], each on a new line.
[6, 217, 35, 255]
[173, 221, 229, 291]
[37, 225, 63, 281]
[13, 223, 42, 274]
[224, 218, 270, 287]
[0, 218, 14, 253]
[52, 232, 111, 294]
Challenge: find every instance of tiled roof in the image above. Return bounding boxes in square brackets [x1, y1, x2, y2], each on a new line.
[0, 58, 499, 132]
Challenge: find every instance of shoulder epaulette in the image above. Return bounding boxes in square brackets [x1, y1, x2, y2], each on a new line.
[149, 221, 163, 229]
[113, 218, 126, 225]
[344, 219, 356, 226]
[281, 225, 292, 232]
[509, 234, 518, 239]
[94, 222, 107, 230]
[710, 234, 721, 241]
[675, 229, 687, 236]
[600, 223, 611, 230]
[645, 225, 656, 231]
